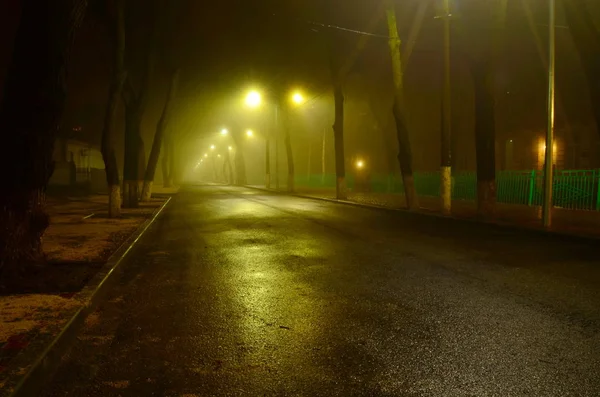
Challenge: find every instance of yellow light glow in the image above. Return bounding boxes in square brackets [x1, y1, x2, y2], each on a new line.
[210, 145, 215, 150]
[203, 153, 208, 158]
[356, 160, 365, 169]
[217, 154, 221, 158]
[245, 91, 262, 108]
[292, 92, 305, 105]
[221, 128, 228, 135]
[228, 146, 233, 151]
[246, 129, 254, 137]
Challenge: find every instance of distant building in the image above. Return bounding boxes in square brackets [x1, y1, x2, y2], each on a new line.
[499, 126, 600, 171]
[49, 137, 106, 191]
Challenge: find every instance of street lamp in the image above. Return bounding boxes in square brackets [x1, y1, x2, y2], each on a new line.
[221, 128, 228, 135]
[210, 145, 215, 150]
[356, 160, 365, 170]
[292, 91, 305, 105]
[203, 153, 208, 158]
[228, 146, 233, 151]
[246, 129, 254, 138]
[245, 90, 262, 108]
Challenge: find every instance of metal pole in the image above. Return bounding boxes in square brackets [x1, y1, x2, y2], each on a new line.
[542, 0, 555, 228]
[275, 103, 280, 190]
[440, 0, 452, 215]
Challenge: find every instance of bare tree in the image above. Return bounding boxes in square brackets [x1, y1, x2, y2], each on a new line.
[562, 0, 600, 139]
[0, 0, 87, 276]
[122, 68, 151, 208]
[101, 0, 126, 217]
[230, 131, 247, 185]
[385, 1, 419, 210]
[327, 38, 348, 200]
[141, 68, 180, 201]
[282, 105, 296, 192]
[460, 0, 507, 217]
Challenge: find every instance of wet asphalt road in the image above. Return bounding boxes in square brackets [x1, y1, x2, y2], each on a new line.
[44, 185, 600, 396]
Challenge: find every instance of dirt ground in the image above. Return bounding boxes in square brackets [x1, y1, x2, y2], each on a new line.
[0, 193, 168, 347]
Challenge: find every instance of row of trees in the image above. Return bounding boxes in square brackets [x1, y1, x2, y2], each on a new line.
[321, 0, 599, 218]
[103, 0, 180, 216]
[0, 0, 599, 275]
[0, 0, 180, 276]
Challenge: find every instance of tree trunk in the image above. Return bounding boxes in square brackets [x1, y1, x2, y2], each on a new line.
[101, 0, 125, 218]
[562, 0, 600, 139]
[230, 132, 247, 185]
[141, 68, 180, 201]
[0, 0, 87, 277]
[385, 1, 419, 210]
[168, 136, 176, 185]
[161, 139, 171, 187]
[122, 58, 152, 207]
[265, 136, 271, 188]
[332, 83, 347, 200]
[234, 149, 247, 186]
[123, 109, 143, 208]
[227, 150, 234, 185]
[471, 59, 497, 218]
[282, 108, 295, 192]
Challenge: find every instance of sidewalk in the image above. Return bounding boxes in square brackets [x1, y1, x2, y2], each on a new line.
[251, 185, 600, 239]
[0, 192, 173, 394]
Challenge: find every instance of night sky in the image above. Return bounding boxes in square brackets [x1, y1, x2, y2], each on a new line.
[1, 0, 599, 174]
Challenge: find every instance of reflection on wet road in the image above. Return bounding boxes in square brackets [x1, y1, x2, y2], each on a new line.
[44, 185, 600, 396]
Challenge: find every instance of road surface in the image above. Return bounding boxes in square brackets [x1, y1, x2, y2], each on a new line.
[44, 185, 600, 396]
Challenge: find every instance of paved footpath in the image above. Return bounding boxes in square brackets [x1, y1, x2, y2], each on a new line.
[44, 185, 600, 396]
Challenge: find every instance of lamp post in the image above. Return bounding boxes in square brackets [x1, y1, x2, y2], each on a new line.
[245, 90, 273, 188]
[542, 0, 555, 228]
[245, 88, 306, 192]
[440, 0, 452, 215]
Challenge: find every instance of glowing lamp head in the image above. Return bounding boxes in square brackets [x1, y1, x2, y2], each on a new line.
[356, 160, 365, 169]
[210, 145, 215, 150]
[228, 146, 233, 151]
[221, 128, 228, 135]
[246, 129, 254, 137]
[292, 92, 305, 105]
[203, 153, 208, 158]
[245, 91, 262, 108]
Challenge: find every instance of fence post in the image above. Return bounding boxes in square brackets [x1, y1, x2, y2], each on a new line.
[527, 169, 536, 206]
[596, 170, 600, 211]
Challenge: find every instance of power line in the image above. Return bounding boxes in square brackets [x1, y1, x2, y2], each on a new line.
[271, 13, 389, 39]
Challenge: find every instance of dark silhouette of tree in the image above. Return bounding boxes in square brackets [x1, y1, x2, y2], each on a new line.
[562, 0, 600, 139]
[101, 0, 126, 217]
[459, 0, 507, 217]
[385, 0, 419, 210]
[141, 68, 179, 201]
[121, 2, 156, 208]
[0, 0, 87, 277]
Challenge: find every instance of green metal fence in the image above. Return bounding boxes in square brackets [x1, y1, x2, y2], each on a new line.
[295, 169, 600, 211]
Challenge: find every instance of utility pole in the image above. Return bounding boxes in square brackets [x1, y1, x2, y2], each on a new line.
[542, 0, 556, 227]
[440, 0, 452, 215]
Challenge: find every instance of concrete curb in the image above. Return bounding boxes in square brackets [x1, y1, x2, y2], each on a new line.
[245, 185, 600, 243]
[7, 197, 173, 397]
